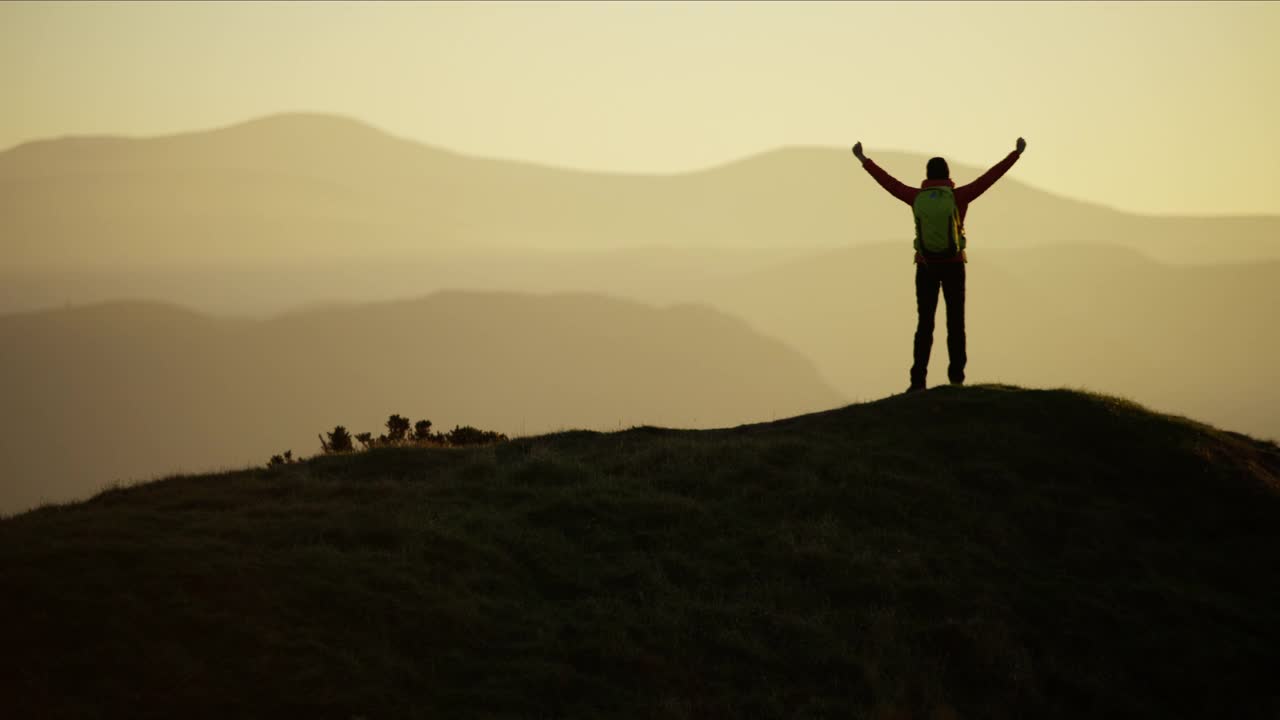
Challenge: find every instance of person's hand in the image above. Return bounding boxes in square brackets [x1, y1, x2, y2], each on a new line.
[1016, 137, 1027, 154]
[852, 142, 866, 162]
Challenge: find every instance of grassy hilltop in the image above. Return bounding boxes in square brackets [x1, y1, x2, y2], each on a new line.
[2, 385, 1278, 719]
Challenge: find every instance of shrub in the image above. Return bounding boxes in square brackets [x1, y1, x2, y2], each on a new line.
[320, 426, 354, 454]
[413, 419, 434, 443]
[266, 449, 297, 468]
[385, 414, 411, 443]
[446, 425, 509, 447]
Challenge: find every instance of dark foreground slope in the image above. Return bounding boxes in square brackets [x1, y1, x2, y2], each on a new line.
[3, 386, 1278, 719]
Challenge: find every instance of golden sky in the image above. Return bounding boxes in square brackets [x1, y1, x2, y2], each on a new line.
[4, 0, 1278, 215]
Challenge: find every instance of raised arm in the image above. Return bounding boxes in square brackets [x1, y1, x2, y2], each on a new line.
[853, 142, 917, 206]
[957, 137, 1026, 204]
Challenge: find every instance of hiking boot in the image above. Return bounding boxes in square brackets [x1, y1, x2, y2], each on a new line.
[905, 383, 927, 394]
[949, 379, 964, 387]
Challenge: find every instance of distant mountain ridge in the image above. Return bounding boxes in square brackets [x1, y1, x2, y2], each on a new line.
[3, 112, 1278, 268]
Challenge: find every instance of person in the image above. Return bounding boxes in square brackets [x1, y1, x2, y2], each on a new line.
[852, 138, 1026, 393]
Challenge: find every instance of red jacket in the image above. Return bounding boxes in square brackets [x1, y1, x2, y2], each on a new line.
[861, 150, 1022, 262]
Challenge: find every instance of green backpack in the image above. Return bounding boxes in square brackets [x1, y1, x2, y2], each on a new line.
[913, 186, 966, 257]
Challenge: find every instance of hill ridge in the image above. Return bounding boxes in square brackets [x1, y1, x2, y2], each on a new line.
[3, 384, 1278, 718]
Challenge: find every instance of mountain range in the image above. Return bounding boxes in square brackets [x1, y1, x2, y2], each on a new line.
[4, 112, 1278, 269]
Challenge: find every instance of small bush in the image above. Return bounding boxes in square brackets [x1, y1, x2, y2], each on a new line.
[446, 425, 509, 447]
[320, 426, 354, 454]
[385, 414, 411, 443]
[266, 449, 297, 468]
[414, 419, 434, 442]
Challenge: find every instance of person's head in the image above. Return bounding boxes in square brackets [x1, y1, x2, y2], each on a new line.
[926, 156, 950, 180]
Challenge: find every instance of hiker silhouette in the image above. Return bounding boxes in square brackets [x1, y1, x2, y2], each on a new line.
[852, 138, 1026, 393]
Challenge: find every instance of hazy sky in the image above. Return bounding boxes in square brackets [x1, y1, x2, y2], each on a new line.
[4, 0, 1278, 216]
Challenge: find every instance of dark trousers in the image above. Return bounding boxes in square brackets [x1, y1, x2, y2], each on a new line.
[911, 261, 966, 386]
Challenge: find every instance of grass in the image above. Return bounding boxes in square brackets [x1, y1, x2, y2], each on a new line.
[2, 384, 1278, 719]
